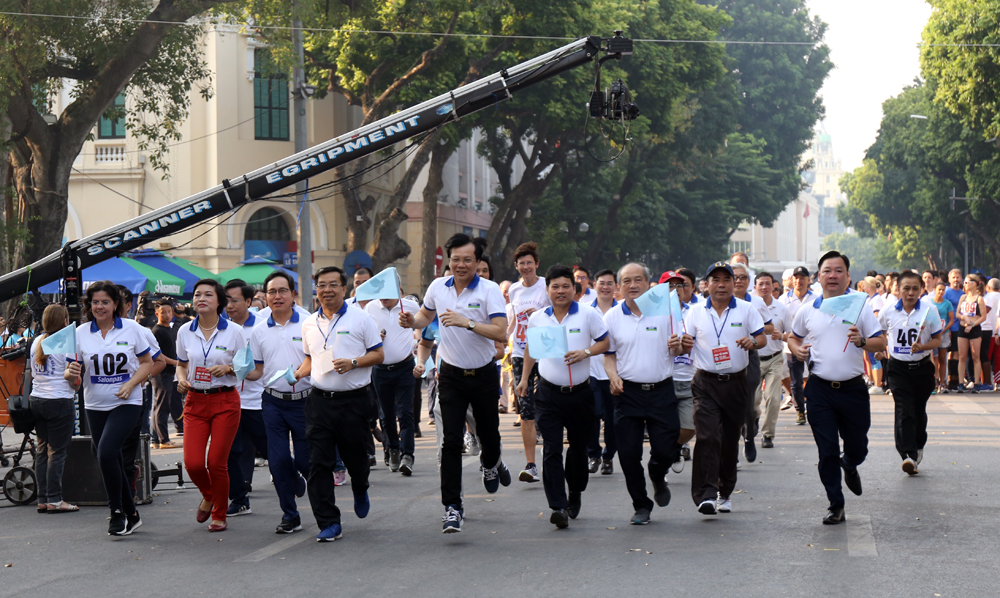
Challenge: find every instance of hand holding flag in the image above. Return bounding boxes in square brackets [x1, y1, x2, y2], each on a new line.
[41, 325, 76, 355]
[233, 342, 254, 381]
[526, 326, 569, 360]
[634, 284, 672, 318]
[818, 292, 868, 352]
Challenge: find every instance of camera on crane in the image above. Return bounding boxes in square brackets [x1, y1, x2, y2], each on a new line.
[587, 32, 640, 121]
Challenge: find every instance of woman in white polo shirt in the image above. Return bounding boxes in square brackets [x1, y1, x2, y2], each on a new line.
[175, 279, 247, 532]
[64, 281, 155, 536]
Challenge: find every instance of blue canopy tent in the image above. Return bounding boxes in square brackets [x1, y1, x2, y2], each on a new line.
[37, 255, 186, 296]
[127, 248, 219, 298]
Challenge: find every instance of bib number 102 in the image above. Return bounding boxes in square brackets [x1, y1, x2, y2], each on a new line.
[91, 353, 128, 376]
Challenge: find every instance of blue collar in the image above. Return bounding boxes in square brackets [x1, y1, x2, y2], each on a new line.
[705, 296, 738, 310]
[267, 310, 301, 327]
[544, 301, 579, 317]
[812, 290, 852, 308]
[787, 289, 813, 300]
[188, 315, 229, 332]
[320, 301, 349, 320]
[894, 297, 923, 312]
[444, 274, 481, 289]
[591, 298, 618, 309]
[684, 294, 699, 307]
[743, 293, 752, 302]
[244, 313, 256, 328]
[90, 316, 124, 333]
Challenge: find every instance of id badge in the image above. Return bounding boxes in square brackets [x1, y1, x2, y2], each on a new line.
[317, 348, 337, 375]
[193, 366, 212, 390]
[711, 345, 732, 371]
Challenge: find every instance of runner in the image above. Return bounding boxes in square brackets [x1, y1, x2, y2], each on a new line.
[587, 269, 619, 475]
[779, 266, 814, 424]
[753, 272, 790, 448]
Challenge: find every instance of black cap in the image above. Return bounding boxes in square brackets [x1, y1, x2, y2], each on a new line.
[705, 262, 735, 279]
[792, 266, 809, 278]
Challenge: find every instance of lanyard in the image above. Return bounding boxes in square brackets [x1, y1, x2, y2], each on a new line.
[710, 306, 732, 346]
[320, 311, 345, 350]
[198, 328, 220, 367]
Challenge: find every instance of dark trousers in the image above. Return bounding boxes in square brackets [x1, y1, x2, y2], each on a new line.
[373, 361, 417, 456]
[596, 379, 617, 461]
[86, 405, 142, 513]
[438, 363, 502, 509]
[228, 407, 269, 508]
[151, 372, 177, 443]
[587, 379, 604, 459]
[787, 355, 806, 413]
[261, 394, 309, 518]
[413, 378, 423, 424]
[122, 385, 153, 491]
[614, 380, 679, 512]
[691, 371, 747, 504]
[29, 398, 75, 503]
[887, 359, 936, 460]
[805, 376, 870, 509]
[744, 351, 761, 440]
[305, 389, 371, 528]
[536, 382, 595, 510]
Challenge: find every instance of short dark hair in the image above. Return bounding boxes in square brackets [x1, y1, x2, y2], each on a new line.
[444, 233, 485, 261]
[193, 279, 227, 315]
[314, 266, 347, 286]
[594, 268, 616, 282]
[85, 281, 121, 320]
[676, 268, 697, 287]
[544, 265, 575, 287]
[756, 271, 775, 284]
[514, 241, 539, 264]
[354, 267, 373, 278]
[478, 255, 494, 281]
[573, 266, 591, 279]
[898, 270, 922, 286]
[155, 297, 175, 310]
[922, 269, 936, 278]
[575, 281, 582, 294]
[263, 270, 296, 293]
[866, 270, 878, 277]
[886, 271, 899, 280]
[224, 279, 255, 301]
[817, 250, 850, 272]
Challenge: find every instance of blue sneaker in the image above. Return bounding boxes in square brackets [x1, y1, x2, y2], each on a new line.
[295, 474, 306, 498]
[354, 491, 370, 519]
[482, 459, 511, 493]
[226, 502, 251, 516]
[316, 523, 343, 542]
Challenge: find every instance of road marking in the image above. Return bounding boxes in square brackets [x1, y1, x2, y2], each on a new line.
[847, 515, 878, 557]
[937, 394, 1000, 428]
[234, 534, 311, 562]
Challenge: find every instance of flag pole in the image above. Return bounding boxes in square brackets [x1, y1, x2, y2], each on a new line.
[842, 295, 869, 352]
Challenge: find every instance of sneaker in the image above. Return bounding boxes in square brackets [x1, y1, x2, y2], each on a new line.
[902, 458, 918, 476]
[795, 411, 807, 425]
[631, 508, 651, 525]
[869, 386, 884, 395]
[717, 495, 732, 513]
[442, 505, 463, 533]
[276, 515, 302, 534]
[652, 478, 671, 507]
[227, 503, 252, 516]
[467, 435, 481, 457]
[600, 459, 614, 475]
[550, 508, 570, 529]
[354, 491, 370, 518]
[965, 381, 976, 391]
[108, 509, 127, 536]
[588, 457, 600, 474]
[916, 449, 923, 466]
[780, 396, 793, 411]
[400, 454, 414, 476]
[384, 448, 391, 467]
[979, 384, 993, 392]
[671, 455, 685, 474]
[255, 457, 266, 468]
[939, 386, 950, 394]
[823, 506, 846, 525]
[567, 492, 582, 519]
[761, 436, 774, 448]
[680, 444, 691, 461]
[698, 499, 717, 515]
[519, 464, 540, 483]
[744, 438, 758, 463]
[156, 441, 179, 449]
[389, 449, 401, 472]
[483, 459, 512, 492]
[122, 511, 142, 535]
[295, 474, 306, 498]
[462, 432, 472, 454]
[333, 470, 346, 486]
[316, 523, 343, 542]
[368, 454, 377, 467]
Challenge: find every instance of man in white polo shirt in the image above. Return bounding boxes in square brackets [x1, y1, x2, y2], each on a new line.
[788, 251, 886, 525]
[399, 233, 510, 533]
[752, 272, 791, 449]
[586, 269, 619, 475]
[674, 262, 766, 516]
[366, 293, 420, 474]
[603, 262, 680, 526]
[516, 265, 609, 528]
[779, 266, 815, 424]
[879, 270, 942, 475]
[297, 266, 384, 542]
[730, 262, 773, 463]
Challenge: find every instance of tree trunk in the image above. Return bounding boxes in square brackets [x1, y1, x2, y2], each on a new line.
[582, 144, 641, 267]
[420, 140, 452, 294]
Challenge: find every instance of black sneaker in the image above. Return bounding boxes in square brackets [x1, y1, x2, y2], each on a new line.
[761, 436, 774, 449]
[652, 478, 671, 507]
[567, 492, 582, 519]
[399, 454, 414, 476]
[483, 459, 511, 492]
[442, 505, 463, 533]
[389, 449, 401, 472]
[369, 454, 377, 467]
[600, 459, 614, 475]
[842, 461, 863, 496]
[122, 511, 142, 536]
[550, 509, 570, 529]
[744, 438, 758, 462]
[631, 508, 651, 525]
[276, 515, 303, 534]
[823, 506, 846, 525]
[108, 510, 127, 536]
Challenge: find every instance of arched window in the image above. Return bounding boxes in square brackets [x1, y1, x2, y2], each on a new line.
[246, 207, 291, 241]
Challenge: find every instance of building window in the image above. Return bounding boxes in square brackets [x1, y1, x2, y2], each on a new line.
[254, 50, 289, 141]
[246, 207, 291, 241]
[727, 240, 751, 256]
[478, 229, 487, 238]
[99, 93, 126, 139]
[463, 226, 473, 236]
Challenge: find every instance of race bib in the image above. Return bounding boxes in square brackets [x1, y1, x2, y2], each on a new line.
[893, 346, 913, 355]
[193, 366, 212, 390]
[712, 345, 732, 371]
[673, 355, 693, 366]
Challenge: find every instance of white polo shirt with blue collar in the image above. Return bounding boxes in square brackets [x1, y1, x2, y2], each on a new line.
[235, 312, 264, 409]
[603, 300, 675, 384]
[176, 315, 247, 390]
[527, 301, 608, 387]
[878, 297, 942, 362]
[589, 298, 618, 381]
[302, 301, 382, 392]
[686, 296, 766, 375]
[422, 274, 506, 370]
[75, 316, 153, 410]
[251, 309, 312, 396]
[791, 292, 883, 381]
[672, 294, 700, 382]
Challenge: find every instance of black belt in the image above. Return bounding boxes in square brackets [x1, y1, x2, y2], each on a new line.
[539, 377, 591, 394]
[696, 369, 747, 383]
[760, 351, 782, 361]
[377, 355, 415, 371]
[311, 387, 370, 400]
[622, 378, 673, 392]
[439, 361, 494, 378]
[191, 385, 236, 395]
[264, 388, 310, 401]
[810, 374, 865, 389]
[888, 356, 932, 370]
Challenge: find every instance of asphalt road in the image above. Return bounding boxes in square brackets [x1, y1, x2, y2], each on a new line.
[2, 390, 999, 598]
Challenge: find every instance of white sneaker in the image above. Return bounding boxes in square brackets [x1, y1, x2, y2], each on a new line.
[717, 495, 732, 513]
[916, 449, 923, 466]
[902, 457, 918, 476]
[519, 465, 540, 483]
[869, 387, 884, 395]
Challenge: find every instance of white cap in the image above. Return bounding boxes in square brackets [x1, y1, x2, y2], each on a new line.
[782, 268, 794, 280]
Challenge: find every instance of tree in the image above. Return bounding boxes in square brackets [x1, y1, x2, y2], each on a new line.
[2, 1, 234, 269]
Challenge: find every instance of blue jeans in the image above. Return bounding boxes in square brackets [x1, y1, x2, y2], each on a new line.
[30, 398, 75, 503]
[228, 408, 268, 508]
[787, 355, 806, 413]
[373, 361, 417, 456]
[262, 393, 310, 519]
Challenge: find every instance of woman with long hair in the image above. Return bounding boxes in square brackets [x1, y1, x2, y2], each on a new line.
[175, 279, 246, 532]
[957, 274, 988, 392]
[64, 281, 155, 535]
[31, 304, 79, 513]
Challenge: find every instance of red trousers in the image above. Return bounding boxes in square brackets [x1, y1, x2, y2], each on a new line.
[183, 389, 241, 522]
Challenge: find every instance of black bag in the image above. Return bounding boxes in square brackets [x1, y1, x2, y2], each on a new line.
[6, 394, 33, 434]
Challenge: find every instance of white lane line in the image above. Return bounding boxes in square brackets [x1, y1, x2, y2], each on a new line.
[936, 394, 1000, 428]
[234, 534, 311, 562]
[847, 514, 878, 557]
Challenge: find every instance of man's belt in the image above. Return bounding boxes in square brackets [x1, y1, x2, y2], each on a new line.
[377, 355, 415, 371]
[264, 388, 310, 401]
[539, 377, 591, 394]
[439, 361, 494, 378]
[888, 356, 932, 370]
[622, 378, 673, 392]
[311, 387, 370, 400]
[696, 370, 747, 383]
[191, 385, 236, 395]
[760, 351, 782, 361]
[809, 374, 865, 389]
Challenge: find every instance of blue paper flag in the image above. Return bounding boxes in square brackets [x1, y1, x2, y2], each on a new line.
[634, 284, 672, 317]
[40, 325, 76, 355]
[669, 290, 684, 328]
[234, 342, 254, 381]
[267, 365, 298, 386]
[422, 356, 435, 378]
[526, 326, 568, 360]
[817, 292, 868, 324]
[355, 267, 402, 302]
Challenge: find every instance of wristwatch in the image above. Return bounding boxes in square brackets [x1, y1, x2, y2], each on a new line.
[467, 320, 477, 331]
[857, 336, 867, 348]
[351, 358, 359, 368]
[584, 349, 592, 357]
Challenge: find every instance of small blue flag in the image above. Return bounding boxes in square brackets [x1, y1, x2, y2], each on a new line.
[234, 342, 254, 381]
[267, 365, 298, 386]
[527, 326, 568, 360]
[818, 292, 867, 325]
[669, 290, 684, 328]
[355, 267, 402, 302]
[422, 356, 435, 378]
[634, 284, 672, 317]
[40, 325, 76, 355]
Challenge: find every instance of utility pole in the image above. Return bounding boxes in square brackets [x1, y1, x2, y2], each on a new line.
[292, 2, 314, 308]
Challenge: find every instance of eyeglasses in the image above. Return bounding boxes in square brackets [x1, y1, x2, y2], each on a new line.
[449, 257, 477, 266]
[734, 276, 750, 283]
[266, 288, 292, 297]
[315, 283, 344, 291]
[669, 282, 692, 289]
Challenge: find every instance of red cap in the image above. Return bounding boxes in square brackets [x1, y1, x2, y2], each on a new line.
[659, 271, 683, 284]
